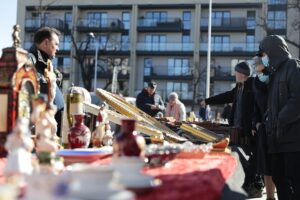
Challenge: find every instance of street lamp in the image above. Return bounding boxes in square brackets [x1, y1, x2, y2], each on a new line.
[206, 0, 212, 98]
[88, 32, 99, 92]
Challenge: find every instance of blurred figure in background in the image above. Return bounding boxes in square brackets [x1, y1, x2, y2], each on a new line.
[199, 100, 211, 121]
[165, 92, 186, 121]
[136, 81, 165, 117]
[221, 103, 232, 123]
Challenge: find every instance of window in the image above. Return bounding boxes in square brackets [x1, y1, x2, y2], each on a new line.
[121, 35, 129, 50]
[61, 35, 71, 50]
[145, 35, 166, 51]
[65, 12, 72, 29]
[145, 11, 168, 26]
[247, 11, 256, 29]
[167, 82, 191, 100]
[87, 12, 107, 27]
[212, 11, 230, 26]
[122, 12, 130, 30]
[183, 11, 191, 30]
[267, 11, 286, 29]
[268, 0, 287, 4]
[211, 35, 230, 51]
[246, 35, 255, 51]
[144, 58, 152, 76]
[168, 58, 190, 76]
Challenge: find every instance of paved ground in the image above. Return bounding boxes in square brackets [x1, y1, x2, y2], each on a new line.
[246, 187, 277, 200]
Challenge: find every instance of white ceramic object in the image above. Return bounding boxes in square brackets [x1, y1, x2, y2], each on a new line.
[111, 156, 145, 175]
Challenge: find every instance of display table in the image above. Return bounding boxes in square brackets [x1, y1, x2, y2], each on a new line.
[94, 152, 246, 200]
[0, 152, 246, 200]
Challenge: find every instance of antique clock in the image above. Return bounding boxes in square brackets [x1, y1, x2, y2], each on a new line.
[0, 25, 39, 156]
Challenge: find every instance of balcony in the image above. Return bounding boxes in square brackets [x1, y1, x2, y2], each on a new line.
[77, 41, 130, 56]
[200, 17, 247, 32]
[137, 18, 183, 32]
[24, 42, 71, 52]
[144, 66, 192, 81]
[25, 18, 66, 32]
[212, 67, 235, 82]
[200, 42, 259, 56]
[77, 18, 125, 32]
[97, 70, 129, 79]
[137, 42, 193, 56]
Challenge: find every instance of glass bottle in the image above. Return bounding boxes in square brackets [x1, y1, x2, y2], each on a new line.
[113, 119, 144, 157]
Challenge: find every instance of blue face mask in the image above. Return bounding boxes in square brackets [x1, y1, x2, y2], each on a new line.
[258, 73, 269, 83]
[261, 55, 269, 67]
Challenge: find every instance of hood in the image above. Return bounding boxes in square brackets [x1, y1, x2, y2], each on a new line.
[258, 35, 291, 70]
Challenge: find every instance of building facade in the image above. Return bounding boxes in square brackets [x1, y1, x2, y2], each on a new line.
[16, 0, 300, 112]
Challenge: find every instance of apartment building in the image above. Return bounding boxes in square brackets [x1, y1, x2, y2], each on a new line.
[16, 0, 299, 111]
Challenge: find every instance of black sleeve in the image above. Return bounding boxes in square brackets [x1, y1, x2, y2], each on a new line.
[278, 60, 300, 127]
[205, 88, 235, 105]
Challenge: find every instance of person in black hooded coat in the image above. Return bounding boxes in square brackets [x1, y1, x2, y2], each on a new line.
[257, 35, 300, 200]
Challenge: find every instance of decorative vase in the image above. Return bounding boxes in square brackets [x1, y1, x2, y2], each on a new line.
[113, 119, 144, 157]
[68, 115, 91, 149]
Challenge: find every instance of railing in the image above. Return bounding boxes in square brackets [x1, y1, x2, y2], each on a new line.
[144, 66, 192, 76]
[137, 42, 193, 51]
[138, 18, 182, 27]
[200, 42, 259, 52]
[201, 17, 246, 28]
[77, 41, 130, 51]
[77, 18, 124, 29]
[25, 18, 65, 30]
[24, 42, 71, 51]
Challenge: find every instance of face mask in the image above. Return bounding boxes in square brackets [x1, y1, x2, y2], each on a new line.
[261, 55, 269, 67]
[258, 73, 269, 83]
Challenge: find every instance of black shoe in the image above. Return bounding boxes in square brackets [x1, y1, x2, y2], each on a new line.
[244, 184, 263, 198]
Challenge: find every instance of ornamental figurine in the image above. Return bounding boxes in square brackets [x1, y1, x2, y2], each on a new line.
[12, 24, 21, 48]
[4, 117, 34, 176]
[31, 94, 61, 167]
[92, 103, 113, 147]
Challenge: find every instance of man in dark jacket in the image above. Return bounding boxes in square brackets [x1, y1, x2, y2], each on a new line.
[202, 61, 263, 198]
[136, 81, 165, 117]
[257, 35, 300, 200]
[28, 27, 64, 137]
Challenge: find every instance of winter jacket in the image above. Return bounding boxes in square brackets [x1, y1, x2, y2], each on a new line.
[205, 77, 255, 136]
[28, 45, 64, 111]
[136, 88, 165, 117]
[252, 77, 268, 126]
[259, 35, 300, 153]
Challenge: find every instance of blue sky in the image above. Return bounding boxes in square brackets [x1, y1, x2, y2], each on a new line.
[0, 0, 17, 50]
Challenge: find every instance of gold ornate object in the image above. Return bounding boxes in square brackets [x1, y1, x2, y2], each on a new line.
[95, 89, 186, 143]
[12, 25, 21, 48]
[180, 123, 222, 142]
[84, 102, 164, 142]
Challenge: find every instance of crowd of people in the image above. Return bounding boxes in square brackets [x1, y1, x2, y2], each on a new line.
[29, 25, 300, 200]
[135, 35, 300, 200]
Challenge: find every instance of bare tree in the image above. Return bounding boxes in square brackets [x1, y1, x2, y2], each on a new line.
[71, 33, 129, 92]
[35, 0, 59, 26]
[191, 62, 206, 111]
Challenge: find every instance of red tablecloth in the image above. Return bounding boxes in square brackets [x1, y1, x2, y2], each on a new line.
[0, 152, 238, 200]
[95, 153, 237, 200]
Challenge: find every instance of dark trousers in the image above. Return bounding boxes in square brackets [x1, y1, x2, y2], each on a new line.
[272, 152, 300, 200]
[230, 128, 259, 188]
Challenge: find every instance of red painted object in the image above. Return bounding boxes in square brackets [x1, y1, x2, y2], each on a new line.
[114, 119, 142, 157]
[68, 115, 91, 149]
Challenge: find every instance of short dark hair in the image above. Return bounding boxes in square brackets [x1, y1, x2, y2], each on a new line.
[148, 81, 157, 89]
[34, 26, 61, 44]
